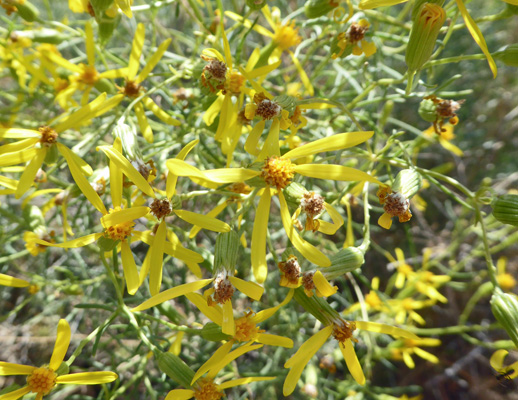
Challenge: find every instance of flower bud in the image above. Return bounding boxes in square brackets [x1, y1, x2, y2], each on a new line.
[97, 235, 120, 252]
[304, 0, 338, 19]
[13, 29, 66, 44]
[157, 352, 195, 388]
[392, 169, 422, 199]
[322, 247, 365, 279]
[200, 322, 232, 342]
[246, 0, 268, 10]
[491, 289, 518, 348]
[284, 182, 307, 206]
[418, 98, 439, 122]
[14, 1, 40, 22]
[492, 194, 518, 226]
[43, 143, 59, 165]
[493, 44, 518, 67]
[293, 287, 341, 325]
[214, 230, 240, 273]
[98, 14, 119, 45]
[406, 3, 446, 73]
[411, 0, 445, 20]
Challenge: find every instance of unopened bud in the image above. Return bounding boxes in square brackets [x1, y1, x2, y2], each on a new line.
[322, 247, 365, 279]
[406, 3, 446, 73]
[14, 1, 40, 22]
[392, 169, 422, 199]
[97, 235, 120, 252]
[246, 0, 268, 10]
[284, 182, 307, 206]
[494, 44, 518, 67]
[214, 231, 240, 273]
[157, 352, 195, 388]
[43, 144, 59, 165]
[492, 194, 518, 226]
[304, 0, 338, 18]
[201, 322, 232, 342]
[418, 98, 438, 122]
[411, 0, 445, 20]
[491, 289, 518, 348]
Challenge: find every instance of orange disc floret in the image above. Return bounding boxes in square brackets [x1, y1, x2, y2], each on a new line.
[78, 64, 99, 85]
[274, 21, 301, 51]
[26, 367, 57, 396]
[38, 126, 58, 146]
[332, 320, 357, 344]
[193, 378, 223, 400]
[234, 311, 263, 342]
[261, 156, 295, 190]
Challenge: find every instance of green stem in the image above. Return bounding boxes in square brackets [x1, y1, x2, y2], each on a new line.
[474, 202, 499, 289]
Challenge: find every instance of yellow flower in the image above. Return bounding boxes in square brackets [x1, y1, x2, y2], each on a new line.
[226, 6, 314, 95]
[0, 319, 117, 400]
[496, 257, 516, 292]
[68, 0, 133, 18]
[164, 343, 274, 400]
[0, 93, 122, 199]
[490, 349, 518, 380]
[358, 0, 497, 78]
[166, 131, 381, 283]
[332, 19, 377, 59]
[283, 318, 419, 395]
[389, 338, 441, 369]
[377, 186, 412, 229]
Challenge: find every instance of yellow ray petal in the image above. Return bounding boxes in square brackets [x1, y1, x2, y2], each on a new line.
[128, 24, 145, 80]
[225, 11, 274, 38]
[279, 192, 331, 267]
[295, 164, 382, 185]
[15, 148, 46, 199]
[256, 333, 293, 348]
[228, 276, 264, 301]
[318, 202, 344, 235]
[53, 93, 107, 133]
[208, 343, 263, 379]
[257, 118, 280, 160]
[0, 386, 31, 400]
[355, 321, 419, 339]
[110, 138, 123, 208]
[185, 292, 223, 325]
[414, 347, 439, 364]
[175, 210, 230, 232]
[166, 159, 260, 183]
[203, 94, 224, 126]
[359, 0, 407, 9]
[246, 48, 261, 71]
[98, 146, 155, 197]
[141, 97, 181, 126]
[490, 349, 508, 371]
[283, 131, 374, 160]
[166, 139, 199, 198]
[114, 0, 133, 17]
[33, 233, 103, 249]
[121, 241, 140, 295]
[134, 101, 153, 143]
[222, 299, 235, 336]
[251, 188, 271, 284]
[56, 371, 118, 384]
[0, 128, 40, 139]
[131, 279, 213, 311]
[85, 21, 95, 66]
[244, 119, 266, 156]
[101, 206, 149, 227]
[253, 289, 294, 323]
[49, 319, 71, 371]
[339, 340, 366, 384]
[0, 362, 36, 375]
[99, 68, 129, 79]
[164, 390, 195, 400]
[0, 273, 30, 288]
[191, 341, 234, 384]
[288, 50, 313, 96]
[189, 201, 228, 239]
[57, 144, 107, 214]
[218, 376, 275, 390]
[136, 39, 172, 83]
[246, 60, 281, 80]
[285, 325, 333, 368]
[221, 23, 232, 71]
[313, 270, 338, 297]
[455, 0, 497, 78]
[0, 148, 38, 167]
[0, 137, 39, 155]
[45, 51, 83, 73]
[149, 220, 166, 296]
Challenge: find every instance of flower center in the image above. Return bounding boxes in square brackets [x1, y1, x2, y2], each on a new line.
[211, 273, 234, 305]
[194, 378, 223, 400]
[301, 191, 325, 232]
[365, 291, 382, 308]
[383, 192, 412, 223]
[150, 198, 172, 220]
[122, 79, 142, 98]
[200, 56, 227, 93]
[234, 311, 263, 342]
[347, 22, 368, 43]
[39, 126, 58, 147]
[224, 71, 245, 95]
[26, 367, 57, 396]
[332, 320, 357, 343]
[278, 255, 301, 285]
[261, 156, 295, 190]
[302, 272, 315, 293]
[255, 99, 282, 120]
[79, 64, 99, 85]
[104, 207, 135, 241]
[274, 21, 301, 51]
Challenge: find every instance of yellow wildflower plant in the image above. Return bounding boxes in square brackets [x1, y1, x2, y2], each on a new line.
[0, 319, 117, 400]
[45, 21, 128, 106]
[283, 317, 419, 395]
[109, 23, 180, 143]
[225, 6, 314, 95]
[490, 349, 518, 380]
[166, 131, 382, 283]
[358, 0, 497, 78]
[185, 289, 294, 347]
[0, 93, 122, 199]
[389, 338, 441, 369]
[164, 343, 274, 400]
